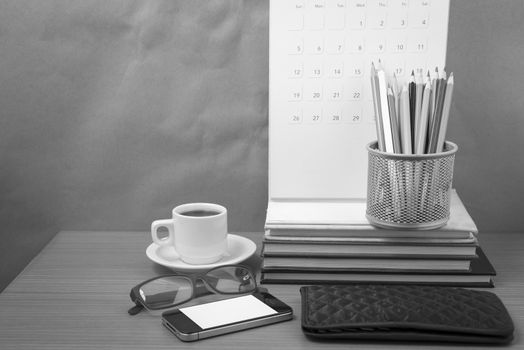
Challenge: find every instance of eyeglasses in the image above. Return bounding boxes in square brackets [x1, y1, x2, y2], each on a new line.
[128, 265, 257, 315]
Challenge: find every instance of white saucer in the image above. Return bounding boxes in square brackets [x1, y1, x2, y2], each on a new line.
[146, 234, 257, 271]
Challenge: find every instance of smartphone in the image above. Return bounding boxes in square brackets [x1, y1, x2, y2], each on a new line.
[161, 291, 293, 341]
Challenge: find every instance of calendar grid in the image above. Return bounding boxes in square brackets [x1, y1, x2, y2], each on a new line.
[269, 0, 450, 200]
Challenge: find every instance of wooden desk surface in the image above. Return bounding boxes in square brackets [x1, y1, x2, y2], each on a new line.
[0, 231, 522, 349]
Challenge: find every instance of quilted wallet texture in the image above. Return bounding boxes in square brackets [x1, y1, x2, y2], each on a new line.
[300, 284, 514, 344]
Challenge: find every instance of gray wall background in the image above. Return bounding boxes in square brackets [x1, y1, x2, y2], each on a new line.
[1, 0, 523, 291]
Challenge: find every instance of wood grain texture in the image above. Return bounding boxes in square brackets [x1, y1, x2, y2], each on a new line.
[0, 231, 522, 349]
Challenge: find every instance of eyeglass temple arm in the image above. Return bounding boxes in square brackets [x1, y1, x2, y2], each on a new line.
[128, 288, 144, 315]
[128, 303, 144, 315]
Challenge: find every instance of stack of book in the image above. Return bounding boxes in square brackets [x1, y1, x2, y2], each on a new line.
[261, 190, 496, 287]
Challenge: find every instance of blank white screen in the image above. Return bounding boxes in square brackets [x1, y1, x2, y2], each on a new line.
[180, 295, 278, 329]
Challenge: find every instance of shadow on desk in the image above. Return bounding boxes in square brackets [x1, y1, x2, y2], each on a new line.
[0, 226, 59, 293]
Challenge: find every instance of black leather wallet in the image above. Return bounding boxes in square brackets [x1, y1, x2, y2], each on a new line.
[300, 284, 514, 344]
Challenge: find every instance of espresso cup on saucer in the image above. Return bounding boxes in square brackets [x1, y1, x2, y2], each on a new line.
[151, 203, 228, 265]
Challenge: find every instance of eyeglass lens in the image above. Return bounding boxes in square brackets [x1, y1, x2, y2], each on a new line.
[204, 266, 256, 293]
[139, 276, 193, 309]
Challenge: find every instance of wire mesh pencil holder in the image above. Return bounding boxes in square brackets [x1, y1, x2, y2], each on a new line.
[366, 141, 458, 230]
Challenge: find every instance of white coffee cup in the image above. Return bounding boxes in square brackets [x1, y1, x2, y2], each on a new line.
[151, 203, 228, 265]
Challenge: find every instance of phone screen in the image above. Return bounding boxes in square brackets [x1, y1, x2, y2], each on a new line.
[179, 294, 278, 329]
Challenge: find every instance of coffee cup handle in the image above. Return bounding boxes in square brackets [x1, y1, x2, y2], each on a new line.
[151, 219, 174, 246]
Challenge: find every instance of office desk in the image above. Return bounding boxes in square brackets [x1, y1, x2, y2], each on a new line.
[0, 231, 521, 349]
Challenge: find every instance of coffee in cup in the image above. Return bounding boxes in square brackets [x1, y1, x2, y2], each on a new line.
[180, 210, 221, 217]
[151, 203, 227, 265]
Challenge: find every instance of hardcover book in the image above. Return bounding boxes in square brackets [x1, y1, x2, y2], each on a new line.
[262, 239, 478, 259]
[265, 190, 477, 238]
[260, 248, 495, 287]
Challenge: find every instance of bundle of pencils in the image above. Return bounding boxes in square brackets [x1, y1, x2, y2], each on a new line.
[371, 62, 454, 155]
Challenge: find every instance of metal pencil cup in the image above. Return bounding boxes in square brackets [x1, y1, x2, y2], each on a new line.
[366, 141, 458, 230]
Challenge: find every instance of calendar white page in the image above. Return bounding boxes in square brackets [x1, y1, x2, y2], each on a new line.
[269, 0, 450, 208]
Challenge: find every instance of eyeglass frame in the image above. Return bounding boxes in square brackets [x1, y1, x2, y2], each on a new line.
[128, 264, 258, 315]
